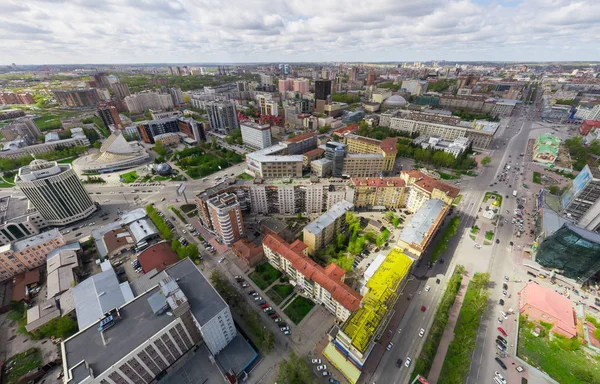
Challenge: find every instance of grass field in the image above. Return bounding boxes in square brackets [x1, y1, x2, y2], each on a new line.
[438, 172, 459, 180]
[266, 284, 294, 305]
[483, 192, 503, 206]
[6, 348, 43, 384]
[249, 263, 282, 290]
[284, 296, 315, 324]
[518, 316, 600, 384]
[485, 231, 494, 241]
[57, 157, 78, 164]
[532, 171, 542, 184]
[236, 173, 254, 180]
[119, 171, 139, 183]
[453, 194, 463, 206]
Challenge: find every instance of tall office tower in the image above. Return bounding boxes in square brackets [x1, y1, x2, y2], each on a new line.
[207, 193, 246, 245]
[366, 70, 376, 86]
[325, 141, 346, 177]
[350, 67, 359, 81]
[53, 89, 100, 108]
[240, 121, 272, 149]
[15, 160, 97, 226]
[315, 80, 332, 101]
[111, 82, 131, 99]
[170, 87, 185, 105]
[206, 101, 239, 134]
[293, 79, 309, 94]
[284, 64, 290, 74]
[97, 105, 124, 130]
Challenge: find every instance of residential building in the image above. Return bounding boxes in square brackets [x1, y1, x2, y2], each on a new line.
[53, 89, 99, 108]
[533, 133, 561, 164]
[137, 117, 205, 144]
[366, 70, 376, 86]
[263, 234, 361, 321]
[302, 148, 325, 166]
[137, 242, 180, 273]
[149, 109, 182, 120]
[97, 105, 124, 130]
[371, 89, 392, 104]
[342, 134, 397, 171]
[492, 100, 518, 116]
[0, 135, 90, 160]
[278, 78, 294, 93]
[240, 121, 272, 149]
[206, 100, 239, 133]
[0, 229, 65, 281]
[260, 74, 274, 85]
[170, 87, 185, 105]
[293, 79, 310, 94]
[153, 132, 181, 146]
[343, 154, 385, 177]
[15, 160, 97, 226]
[0, 92, 35, 105]
[388, 117, 498, 149]
[400, 170, 459, 212]
[111, 82, 131, 99]
[311, 158, 333, 178]
[124, 92, 174, 113]
[72, 131, 150, 174]
[351, 177, 406, 209]
[397, 199, 448, 257]
[0, 117, 41, 144]
[401, 79, 428, 96]
[62, 258, 241, 384]
[324, 249, 413, 383]
[256, 94, 279, 116]
[303, 201, 354, 254]
[232, 238, 264, 267]
[579, 120, 600, 137]
[245, 144, 303, 178]
[207, 193, 246, 245]
[283, 132, 318, 155]
[0, 108, 25, 120]
[0, 195, 48, 247]
[518, 281, 576, 338]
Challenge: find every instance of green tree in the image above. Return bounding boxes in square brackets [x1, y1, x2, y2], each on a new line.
[346, 211, 361, 235]
[276, 352, 313, 384]
[480, 156, 491, 166]
[153, 141, 167, 157]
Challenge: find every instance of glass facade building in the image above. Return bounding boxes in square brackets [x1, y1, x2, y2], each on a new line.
[535, 222, 600, 283]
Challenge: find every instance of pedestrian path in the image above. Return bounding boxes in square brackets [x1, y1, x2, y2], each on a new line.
[427, 274, 471, 383]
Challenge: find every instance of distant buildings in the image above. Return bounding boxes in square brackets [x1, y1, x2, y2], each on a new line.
[111, 82, 131, 99]
[0, 134, 90, 159]
[206, 100, 239, 133]
[263, 234, 361, 321]
[0, 117, 41, 144]
[207, 193, 246, 245]
[97, 105, 124, 130]
[240, 121, 272, 149]
[401, 79, 428, 96]
[124, 92, 174, 113]
[293, 78, 310, 94]
[15, 160, 97, 226]
[53, 89, 100, 108]
[0, 108, 26, 120]
[0, 229, 65, 281]
[303, 201, 354, 254]
[0, 92, 35, 105]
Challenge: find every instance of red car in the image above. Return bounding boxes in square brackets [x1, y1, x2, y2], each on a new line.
[260, 304, 269, 309]
[270, 313, 279, 319]
[498, 327, 508, 337]
[421, 306, 427, 312]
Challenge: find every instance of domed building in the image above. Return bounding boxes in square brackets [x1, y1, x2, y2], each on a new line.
[383, 94, 407, 108]
[155, 163, 172, 176]
[73, 131, 150, 174]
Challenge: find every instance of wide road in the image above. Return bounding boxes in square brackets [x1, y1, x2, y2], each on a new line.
[372, 91, 550, 384]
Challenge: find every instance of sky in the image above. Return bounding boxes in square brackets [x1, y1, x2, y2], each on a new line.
[1, 0, 599, 65]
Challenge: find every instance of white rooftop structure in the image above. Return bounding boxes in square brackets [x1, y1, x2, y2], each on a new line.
[399, 199, 445, 246]
[304, 200, 354, 236]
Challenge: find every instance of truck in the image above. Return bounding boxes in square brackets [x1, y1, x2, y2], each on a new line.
[512, 190, 517, 197]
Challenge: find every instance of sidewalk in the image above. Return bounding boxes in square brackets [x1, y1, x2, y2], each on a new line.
[427, 274, 471, 382]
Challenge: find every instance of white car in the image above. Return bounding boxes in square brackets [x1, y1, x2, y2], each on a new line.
[419, 328, 425, 337]
[316, 365, 327, 371]
[218, 257, 225, 263]
[386, 342, 393, 351]
[425, 285, 430, 292]
[495, 371, 507, 384]
[404, 357, 412, 367]
[311, 359, 321, 364]
[182, 230, 187, 234]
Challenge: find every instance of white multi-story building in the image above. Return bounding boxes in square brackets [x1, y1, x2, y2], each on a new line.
[240, 121, 272, 149]
[15, 160, 97, 226]
[124, 92, 174, 113]
[401, 79, 428, 95]
[277, 186, 296, 215]
[256, 94, 279, 116]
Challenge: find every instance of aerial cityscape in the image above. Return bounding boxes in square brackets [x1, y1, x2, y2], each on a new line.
[1, 2, 600, 384]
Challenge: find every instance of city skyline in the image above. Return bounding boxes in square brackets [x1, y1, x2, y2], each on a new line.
[1, 0, 599, 65]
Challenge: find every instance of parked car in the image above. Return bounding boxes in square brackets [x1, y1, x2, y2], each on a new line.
[260, 304, 269, 309]
[328, 379, 340, 384]
[253, 296, 262, 301]
[386, 342, 393, 351]
[498, 299, 504, 306]
[321, 371, 331, 376]
[312, 359, 322, 364]
[497, 335, 508, 345]
[404, 358, 412, 367]
[241, 283, 249, 288]
[418, 328, 425, 337]
[396, 359, 402, 368]
[270, 313, 279, 319]
[248, 290, 256, 295]
[274, 318, 282, 323]
[495, 357, 507, 370]
[263, 306, 272, 312]
[257, 300, 266, 305]
[316, 365, 327, 371]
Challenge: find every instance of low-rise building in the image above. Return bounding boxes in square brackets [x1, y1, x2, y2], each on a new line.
[303, 201, 354, 254]
[400, 170, 460, 212]
[232, 238, 264, 267]
[153, 132, 181, 146]
[137, 242, 180, 273]
[343, 153, 385, 177]
[302, 148, 325, 166]
[351, 177, 406, 209]
[342, 134, 397, 171]
[415, 136, 471, 157]
[518, 281, 576, 338]
[533, 133, 561, 164]
[263, 234, 361, 321]
[0, 135, 90, 159]
[397, 199, 448, 257]
[312, 158, 333, 178]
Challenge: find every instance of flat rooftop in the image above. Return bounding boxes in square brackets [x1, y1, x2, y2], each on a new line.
[13, 228, 60, 252]
[0, 195, 31, 223]
[400, 199, 445, 246]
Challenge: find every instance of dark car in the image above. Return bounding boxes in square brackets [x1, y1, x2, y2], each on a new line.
[75, 232, 82, 237]
[496, 239, 500, 244]
[499, 299, 505, 306]
[497, 335, 508, 345]
[396, 359, 402, 368]
[503, 283, 508, 290]
[495, 357, 507, 370]
[509, 241, 514, 246]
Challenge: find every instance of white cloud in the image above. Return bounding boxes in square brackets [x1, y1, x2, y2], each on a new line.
[0, 0, 598, 64]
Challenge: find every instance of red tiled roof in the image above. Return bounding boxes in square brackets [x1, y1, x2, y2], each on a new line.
[351, 177, 405, 188]
[402, 170, 460, 198]
[11, 268, 41, 301]
[519, 282, 576, 338]
[580, 120, 600, 136]
[380, 137, 398, 154]
[286, 131, 316, 143]
[138, 242, 180, 273]
[303, 148, 325, 158]
[332, 124, 359, 137]
[263, 234, 361, 312]
[232, 238, 264, 261]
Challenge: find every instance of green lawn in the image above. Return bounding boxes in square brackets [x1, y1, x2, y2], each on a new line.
[532, 171, 542, 184]
[249, 263, 282, 290]
[266, 284, 294, 305]
[0, 180, 15, 188]
[236, 173, 254, 180]
[6, 348, 43, 384]
[485, 231, 494, 241]
[438, 172, 459, 180]
[452, 194, 463, 206]
[180, 204, 197, 213]
[284, 296, 315, 324]
[518, 316, 600, 384]
[57, 157, 78, 164]
[153, 175, 170, 181]
[483, 192, 503, 206]
[119, 171, 139, 183]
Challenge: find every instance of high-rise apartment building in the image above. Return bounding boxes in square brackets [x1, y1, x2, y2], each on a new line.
[303, 201, 354, 254]
[240, 121, 272, 149]
[0, 92, 35, 105]
[206, 100, 239, 133]
[111, 82, 131, 99]
[15, 160, 97, 226]
[124, 92, 174, 114]
[53, 89, 99, 108]
[260, 74, 274, 85]
[256, 95, 279, 117]
[366, 70, 376, 86]
[93, 72, 111, 89]
[137, 117, 205, 144]
[315, 80, 332, 101]
[293, 79, 310, 94]
[0, 117, 41, 144]
[207, 193, 246, 245]
[278, 79, 294, 93]
[170, 87, 185, 105]
[97, 105, 124, 130]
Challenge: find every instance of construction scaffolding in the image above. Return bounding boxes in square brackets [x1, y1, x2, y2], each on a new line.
[341, 248, 413, 353]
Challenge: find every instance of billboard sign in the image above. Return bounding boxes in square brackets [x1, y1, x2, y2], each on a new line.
[561, 165, 592, 210]
[177, 183, 186, 195]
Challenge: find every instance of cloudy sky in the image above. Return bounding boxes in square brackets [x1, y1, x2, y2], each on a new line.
[1, 0, 598, 65]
